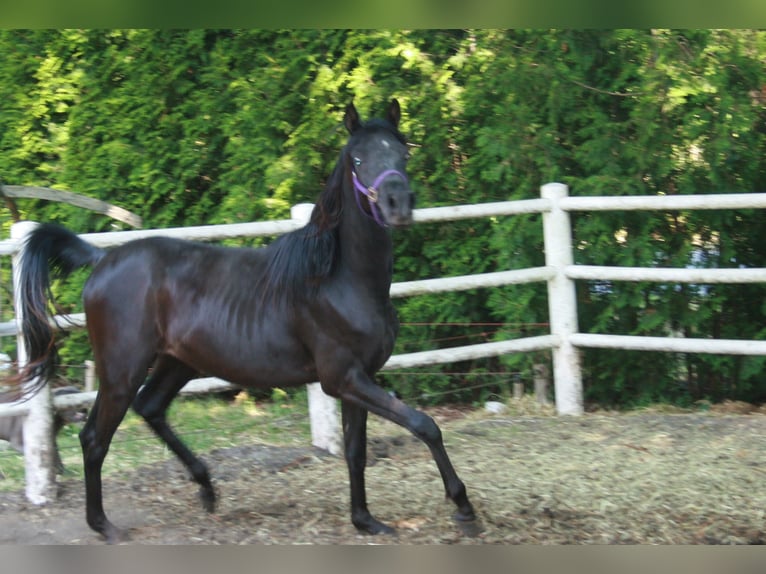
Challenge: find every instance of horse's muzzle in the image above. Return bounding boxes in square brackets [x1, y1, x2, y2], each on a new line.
[381, 189, 415, 228]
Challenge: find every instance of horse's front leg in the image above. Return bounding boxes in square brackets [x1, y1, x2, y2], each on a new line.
[340, 401, 395, 535]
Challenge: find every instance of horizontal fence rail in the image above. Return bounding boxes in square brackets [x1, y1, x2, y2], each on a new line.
[565, 265, 766, 284]
[3, 184, 766, 503]
[3, 336, 562, 418]
[559, 192, 766, 211]
[412, 198, 553, 222]
[389, 267, 555, 298]
[381, 334, 560, 370]
[569, 333, 766, 355]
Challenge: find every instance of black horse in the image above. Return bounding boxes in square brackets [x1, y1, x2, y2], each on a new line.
[12, 100, 477, 543]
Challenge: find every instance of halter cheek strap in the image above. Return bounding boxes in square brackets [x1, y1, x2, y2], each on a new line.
[351, 169, 409, 227]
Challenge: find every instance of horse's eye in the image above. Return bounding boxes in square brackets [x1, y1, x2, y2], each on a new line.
[353, 157, 362, 166]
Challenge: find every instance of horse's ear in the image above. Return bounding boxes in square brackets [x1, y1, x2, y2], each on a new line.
[387, 99, 401, 128]
[344, 102, 361, 134]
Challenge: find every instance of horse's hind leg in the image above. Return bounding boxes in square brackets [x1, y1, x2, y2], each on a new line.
[79, 369, 147, 544]
[131, 355, 216, 512]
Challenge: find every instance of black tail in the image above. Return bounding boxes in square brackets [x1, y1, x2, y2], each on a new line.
[5, 223, 104, 401]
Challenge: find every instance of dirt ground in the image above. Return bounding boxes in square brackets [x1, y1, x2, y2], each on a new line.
[1, 404, 765, 545]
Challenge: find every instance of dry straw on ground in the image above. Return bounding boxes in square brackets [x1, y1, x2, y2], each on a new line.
[1, 397, 765, 544]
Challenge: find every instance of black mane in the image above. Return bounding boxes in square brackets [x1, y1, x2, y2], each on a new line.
[256, 155, 345, 304]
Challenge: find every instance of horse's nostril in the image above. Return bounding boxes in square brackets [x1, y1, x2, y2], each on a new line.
[388, 195, 397, 210]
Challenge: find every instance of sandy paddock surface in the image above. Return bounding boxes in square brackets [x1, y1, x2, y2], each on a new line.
[1, 404, 765, 545]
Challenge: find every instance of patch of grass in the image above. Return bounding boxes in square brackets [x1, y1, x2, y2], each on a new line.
[0, 390, 312, 492]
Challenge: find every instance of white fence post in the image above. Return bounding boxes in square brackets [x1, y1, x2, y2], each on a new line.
[290, 203, 342, 456]
[541, 183, 584, 415]
[84, 359, 96, 392]
[11, 221, 57, 503]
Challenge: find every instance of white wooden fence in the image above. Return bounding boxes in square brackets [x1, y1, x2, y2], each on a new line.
[4, 182, 766, 504]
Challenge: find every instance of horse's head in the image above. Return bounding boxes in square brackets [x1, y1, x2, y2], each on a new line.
[344, 99, 415, 228]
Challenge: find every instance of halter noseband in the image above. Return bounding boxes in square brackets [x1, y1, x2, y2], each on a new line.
[351, 168, 409, 227]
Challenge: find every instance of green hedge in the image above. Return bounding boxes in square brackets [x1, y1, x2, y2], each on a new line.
[2, 29, 766, 407]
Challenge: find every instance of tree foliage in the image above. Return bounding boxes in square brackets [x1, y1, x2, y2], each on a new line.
[1, 29, 766, 407]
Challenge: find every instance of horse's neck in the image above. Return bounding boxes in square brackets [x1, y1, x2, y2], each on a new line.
[338, 190, 394, 296]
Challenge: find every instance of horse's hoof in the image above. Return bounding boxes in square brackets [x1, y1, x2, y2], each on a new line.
[456, 518, 483, 537]
[453, 512, 483, 538]
[369, 521, 396, 536]
[353, 516, 396, 536]
[199, 487, 216, 513]
[102, 525, 130, 544]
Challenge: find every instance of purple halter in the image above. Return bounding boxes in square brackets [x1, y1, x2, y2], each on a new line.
[351, 168, 409, 227]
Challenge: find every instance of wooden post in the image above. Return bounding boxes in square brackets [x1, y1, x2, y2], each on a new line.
[512, 373, 524, 399]
[533, 363, 551, 405]
[12, 221, 56, 504]
[84, 360, 96, 392]
[291, 203, 342, 456]
[541, 183, 584, 415]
